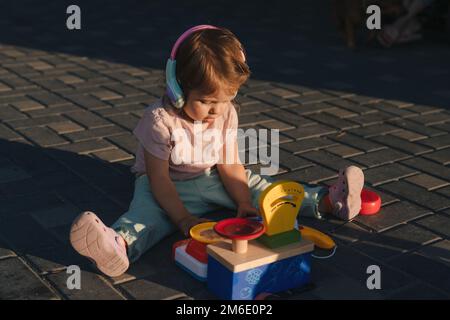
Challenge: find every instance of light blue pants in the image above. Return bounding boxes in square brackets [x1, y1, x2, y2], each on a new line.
[112, 168, 326, 262]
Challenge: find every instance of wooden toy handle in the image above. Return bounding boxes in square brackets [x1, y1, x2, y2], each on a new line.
[232, 239, 248, 254]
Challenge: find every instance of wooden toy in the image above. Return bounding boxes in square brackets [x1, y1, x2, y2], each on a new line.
[172, 222, 224, 281]
[359, 189, 382, 215]
[206, 180, 315, 300]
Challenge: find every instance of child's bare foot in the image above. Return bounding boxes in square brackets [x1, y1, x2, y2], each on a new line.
[70, 211, 129, 277]
[328, 166, 364, 221]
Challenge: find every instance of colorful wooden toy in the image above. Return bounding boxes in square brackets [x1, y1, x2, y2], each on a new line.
[206, 180, 314, 300]
[298, 225, 335, 250]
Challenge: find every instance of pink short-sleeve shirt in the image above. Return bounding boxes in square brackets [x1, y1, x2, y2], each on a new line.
[132, 98, 239, 180]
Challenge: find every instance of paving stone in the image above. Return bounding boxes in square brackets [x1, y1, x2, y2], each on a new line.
[282, 124, 336, 140]
[324, 107, 357, 118]
[417, 134, 450, 150]
[388, 118, 445, 137]
[0, 258, 59, 300]
[47, 121, 84, 134]
[24, 104, 81, 118]
[371, 135, 432, 155]
[408, 112, 450, 126]
[402, 157, 450, 182]
[330, 222, 373, 244]
[7, 115, 67, 129]
[354, 201, 430, 232]
[324, 245, 414, 292]
[0, 214, 62, 253]
[363, 163, 417, 186]
[348, 124, 402, 138]
[0, 164, 31, 184]
[259, 119, 295, 131]
[422, 148, 450, 165]
[288, 102, 336, 115]
[31, 204, 81, 229]
[417, 240, 450, 268]
[382, 181, 450, 211]
[280, 137, 337, 154]
[275, 165, 337, 184]
[19, 126, 69, 147]
[65, 110, 113, 129]
[119, 278, 191, 300]
[238, 101, 274, 115]
[436, 186, 450, 198]
[25, 244, 87, 274]
[347, 111, 395, 126]
[405, 174, 449, 190]
[248, 92, 296, 108]
[93, 148, 134, 163]
[237, 113, 275, 127]
[390, 129, 426, 141]
[389, 253, 450, 293]
[301, 150, 360, 171]
[264, 109, 316, 127]
[91, 89, 122, 101]
[268, 87, 301, 99]
[0, 105, 27, 121]
[350, 148, 410, 168]
[369, 102, 416, 117]
[66, 94, 110, 110]
[329, 133, 384, 152]
[351, 224, 440, 261]
[11, 99, 44, 111]
[104, 84, 145, 97]
[0, 238, 16, 259]
[326, 144, 364, 158]
[0, 124, 21, 140]
[54, 139, 116, 154]
[289, 92, 336, 105]
[46, 270, 124, 300]
[306, 112, 359, 130]
[106, 134, 138, 154]
[386, 282, 449, 299]
[406, 104, 443, 115]
[414, 214, 450, 238]
[28, 92, 71, 108]
[105, 114, 139, 131]
[63, 126, 126, 142]
[328, 99, 377, 114]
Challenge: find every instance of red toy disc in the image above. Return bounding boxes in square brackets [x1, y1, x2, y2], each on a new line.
[214, 218, 266, 241]
[360, 189, 381, 215]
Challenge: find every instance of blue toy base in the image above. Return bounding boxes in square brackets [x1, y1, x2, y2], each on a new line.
[207, 252, 311, 300]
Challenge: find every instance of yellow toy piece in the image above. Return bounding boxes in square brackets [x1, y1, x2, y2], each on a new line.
[259, 180, 305, 236]
[190, 222, 224, 244]
[298, 225, 335, 250]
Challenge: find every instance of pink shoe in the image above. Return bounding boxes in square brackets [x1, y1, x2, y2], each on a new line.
[70, 212, 129, 277]
[329, 166, 364, 221]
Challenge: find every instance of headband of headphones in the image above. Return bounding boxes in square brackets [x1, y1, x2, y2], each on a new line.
[165, 25, 246, 109]
[166, 25, 219, 109]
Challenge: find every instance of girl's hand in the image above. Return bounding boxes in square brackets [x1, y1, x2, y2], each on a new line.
[236, 201, 259, 218]
[178, 215, 211, 237]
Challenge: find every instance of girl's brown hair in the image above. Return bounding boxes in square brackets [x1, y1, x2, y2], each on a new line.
[173, 27, 250, 101]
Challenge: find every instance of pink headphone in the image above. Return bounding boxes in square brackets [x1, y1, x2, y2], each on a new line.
[165, 25, 246, 108]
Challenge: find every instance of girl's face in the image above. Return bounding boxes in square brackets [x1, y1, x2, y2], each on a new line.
[183, 88, 236, 124]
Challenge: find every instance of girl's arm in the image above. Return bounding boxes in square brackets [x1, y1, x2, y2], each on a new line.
[144, 150, 209, 235]
[216, 141, 259, 217]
